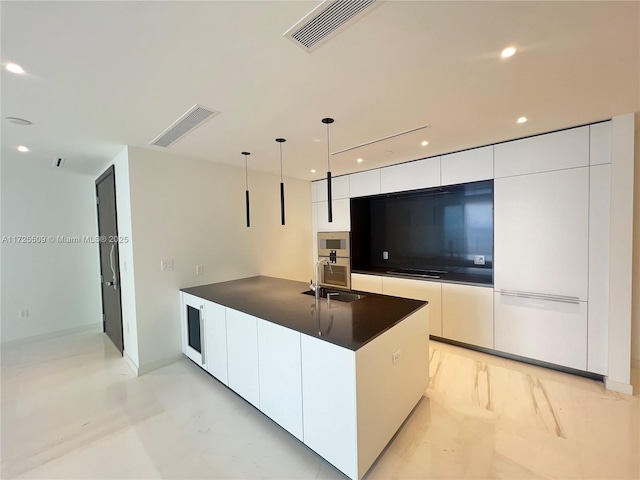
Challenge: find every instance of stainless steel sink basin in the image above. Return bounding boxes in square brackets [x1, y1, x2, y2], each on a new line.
[302, 287, 366, 303]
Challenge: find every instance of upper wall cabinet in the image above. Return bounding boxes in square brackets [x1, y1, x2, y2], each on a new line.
[441, 146, 493, 186]
[590, 121, 612, 165]
[349, 170, 381, 198]
[312, 176, 350, 203]
[380, 157, 441, 194]
[494, 126, 589, 178]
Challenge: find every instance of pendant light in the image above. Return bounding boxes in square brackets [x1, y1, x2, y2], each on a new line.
[276, 138, 286, 225]
[322, 117, 335, 223]
[242, 151, 251, 227]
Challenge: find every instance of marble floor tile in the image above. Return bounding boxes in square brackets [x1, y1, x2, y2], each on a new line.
[2, 329, 638, 479]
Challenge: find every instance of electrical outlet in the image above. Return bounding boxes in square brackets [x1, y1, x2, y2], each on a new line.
[160, 259, 174, 271]
[383, 251, 389, 260]
[19, 309, 29, 319]
[474, 255, 485, 265]
[392, 349, 401, 365]
[196, 264, 204, 275]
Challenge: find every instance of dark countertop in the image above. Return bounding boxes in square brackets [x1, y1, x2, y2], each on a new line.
[182, 276, 426, 351]
[352, 266, 494, 287]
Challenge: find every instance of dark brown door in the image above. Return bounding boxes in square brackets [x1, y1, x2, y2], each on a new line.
[96, 166, 124, 354]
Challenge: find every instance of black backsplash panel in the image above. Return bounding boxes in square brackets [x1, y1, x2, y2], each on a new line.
[351, 180, 494, 275]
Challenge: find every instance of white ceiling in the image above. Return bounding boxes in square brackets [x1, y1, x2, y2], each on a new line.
[2, 1, 639, 180]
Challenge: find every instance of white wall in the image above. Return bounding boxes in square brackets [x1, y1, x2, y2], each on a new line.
[0, 158, 102, 343]
[124, 147, 311, 372]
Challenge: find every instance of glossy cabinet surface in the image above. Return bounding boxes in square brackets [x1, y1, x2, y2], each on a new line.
[313, 176, 350, 202]
[587, 164, 611, 374]
[494, 167, 589, 301]
[590, 121, 612, 165]
[442, 283, 494, 348]
[495, 292, 587, 371]
[349, 170, 381, 198]
[494, 126, 589, 177]
[317, 198, 350, 232]
[257, 320, 303, 440]
[441, 146, 493, 186]
[351, 273, 383, 294]
[380, 157, 440, 193]
[381, 276, 442, 337]
[204, 301, 228, 385]
[225, 308, 260, 407]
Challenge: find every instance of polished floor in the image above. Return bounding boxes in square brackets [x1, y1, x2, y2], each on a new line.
[1, 328, 638, 479]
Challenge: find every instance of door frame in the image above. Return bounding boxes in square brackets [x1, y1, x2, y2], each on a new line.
[95, 165, 124, 354]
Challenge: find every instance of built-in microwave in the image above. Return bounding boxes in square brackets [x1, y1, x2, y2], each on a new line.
[318, 231, 350, 258]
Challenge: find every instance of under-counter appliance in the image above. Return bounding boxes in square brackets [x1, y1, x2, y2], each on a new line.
[318, 231, 351, 289]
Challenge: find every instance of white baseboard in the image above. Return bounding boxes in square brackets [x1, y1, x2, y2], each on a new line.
[0, 323, 101, 347]
[136, 354, 184, 376]
[604, 377, 634, 395]
[124, 351, 139, 376]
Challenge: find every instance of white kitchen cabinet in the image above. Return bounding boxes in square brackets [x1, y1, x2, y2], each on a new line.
[204, 301, 228, 385]
[317, 198, 350, 232]
[590, 121, 612, 165]
[381, 276, 441, 337]
[495, 292, 587, 371]
[494, 126, 589, 178]
[225, 308, 260, 408]
[351, 273, 383, 294]
[380, 157, 440, 193]
[257, 320, 303, 440]
[494, 167, 589, 301]
[442, 283, 494, 348]
[349, 169, 381, 198]
[588, 164, 611, 374]
[441, 146, 493, 186]
[313, 176, 350, 202]
[181, 292, 206, 366]
[302, 335, 358, 479]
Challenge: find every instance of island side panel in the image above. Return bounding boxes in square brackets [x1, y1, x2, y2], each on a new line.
[301, 334, 358, 480]
[355, 305, 429, 479]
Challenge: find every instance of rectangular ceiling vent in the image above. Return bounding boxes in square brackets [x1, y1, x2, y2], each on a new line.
[284, 0, 383, 52]
[150, 104, 220, 148]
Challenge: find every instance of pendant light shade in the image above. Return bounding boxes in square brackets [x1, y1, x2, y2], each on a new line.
[276, 138, 286, 225]
[242, 151, 251, 227]
[322, 118, 334, 223]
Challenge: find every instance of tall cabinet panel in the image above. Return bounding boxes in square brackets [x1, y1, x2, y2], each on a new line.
[226, 308, 260, 408]
[588, 165, 611, 374]
[204, 301, 228, 385]
[494, 168, 589, 300]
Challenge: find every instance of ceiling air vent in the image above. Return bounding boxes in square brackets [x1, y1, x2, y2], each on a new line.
[150, 104, 220, 147]
[284, 0, 383, 52]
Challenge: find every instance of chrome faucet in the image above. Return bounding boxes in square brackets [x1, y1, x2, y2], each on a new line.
[310, 258, 333, 302]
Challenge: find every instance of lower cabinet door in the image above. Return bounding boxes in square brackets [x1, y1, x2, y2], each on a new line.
[257, 320, 303, 440]
[494, 292, 587, 371]
[382, 276, 441, 337]
[351, 273, 383, 294]
[204, 301, 228, 385]
[442, 284, 494, 348]
[301, 334, 357, 480]
[226, 308, 260, 407]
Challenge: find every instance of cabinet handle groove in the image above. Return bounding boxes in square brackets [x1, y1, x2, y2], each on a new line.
[499, 289, 581, 304]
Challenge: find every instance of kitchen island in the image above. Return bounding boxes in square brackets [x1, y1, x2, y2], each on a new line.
[181, 276, 429, 480]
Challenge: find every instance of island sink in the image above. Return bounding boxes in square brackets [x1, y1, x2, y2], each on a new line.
[301, 287, 366, 303]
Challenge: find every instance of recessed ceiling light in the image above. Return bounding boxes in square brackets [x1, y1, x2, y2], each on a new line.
[5, 117, 32, 126]
[517, 116, 528, 124]
[17, 145, 29, 152]
[501, 47, 516, 58]
[421, 140, 429, 146]
[6, 63, 25, 74]
[357, 158, 363, 163]
[310, 169, 316, 173]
